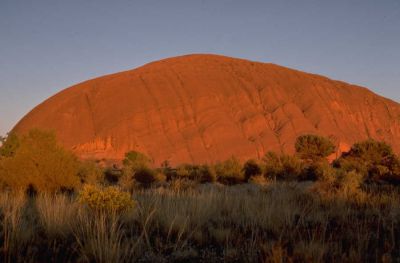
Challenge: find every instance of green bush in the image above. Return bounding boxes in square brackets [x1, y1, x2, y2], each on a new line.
[77, 160, 104, 185]
[197, 165, 217, 183]
[123, 151, 151, 171]
[0, 129, 81, 193]
[334, 139, 399, 184]
[121, 151, 160, 188]
[295, 134, 336, 160]
[346, 139, 393, 164]
[133, 166, 159, 188]
[214, 157, 244, 184]
[175, 164, 217, 183]
[263, 152, 304, 181]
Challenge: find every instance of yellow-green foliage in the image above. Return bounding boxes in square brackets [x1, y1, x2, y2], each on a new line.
[263, 152, 304, 180]
[78, 160, 104, 185]
[175, 164, 217, 183]
[0, 129, 81, 193]
[123, 151, 151, 172]
[78, 184, 135, 213]
[215, 156, 244, 184]
[295, 134, 336, 160]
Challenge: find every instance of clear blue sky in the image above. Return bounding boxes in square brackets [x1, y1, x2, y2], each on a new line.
[1, 0, 399, 136]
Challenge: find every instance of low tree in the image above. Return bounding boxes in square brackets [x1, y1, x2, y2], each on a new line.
[123, 151, 152, 170]
[0, 129, 81, 193]
[344, 139, 394, 165]
[334, 139, 400, 184]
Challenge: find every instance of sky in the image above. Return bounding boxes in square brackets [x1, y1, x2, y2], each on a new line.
[1, 0, 399, 136]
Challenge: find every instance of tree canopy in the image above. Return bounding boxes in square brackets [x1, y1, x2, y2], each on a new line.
[0, 129, 81, 192]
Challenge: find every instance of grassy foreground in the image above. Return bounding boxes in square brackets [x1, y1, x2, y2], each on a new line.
[0, 181, 399, 263]
[1, 131, 400, 262]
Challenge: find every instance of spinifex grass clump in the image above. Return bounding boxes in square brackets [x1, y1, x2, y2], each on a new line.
[78, 185, 135, 213]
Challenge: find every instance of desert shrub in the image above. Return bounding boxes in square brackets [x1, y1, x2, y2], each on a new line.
[121, 151, 160, 188]
[0, 133, 19, 158]
[243, 159, 263, 181]
[133, 166, 158, 188]
[263, 152, 304, 181]
[346, 139, 393, 163]
[123, 151, 151, 171]
[214, 157, 244, 184]
[175, 164, 216, 183]
[334, 139, 399, 184]
[369, 156, 400, 185]
[198, 165, 217, 183]
[78, 184, 135, 213]
[0, 129, 81, 193]
[160, 160, 176, 180]
[104, 166, 123, 184]
[295, 134, 336, 160]
[78, 160, 104, 185]
[175, 164, 191, 179]
[336, 170, 364, 195]
[299, 161, 336, 182]
[333, 157, 368, 176]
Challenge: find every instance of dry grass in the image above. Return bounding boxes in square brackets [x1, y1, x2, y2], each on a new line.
[36, 194, 78, 238]
[73, 211, 136, 263]
[0, 191, 34, 262]
[0, 182, 398, 262]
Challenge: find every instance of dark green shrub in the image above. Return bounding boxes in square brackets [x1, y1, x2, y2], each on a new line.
[198, 165, 217, 183]
[346, 139, 393, 164]
[134, 166, 157, 188]
[104, 167, 123, 184]
[334, 139, 399, 184]
[300, 161, 336, 182]
[243, 159, 262, 181]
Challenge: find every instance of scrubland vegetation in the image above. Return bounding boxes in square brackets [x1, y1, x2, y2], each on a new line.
[0, 130, 399, 262]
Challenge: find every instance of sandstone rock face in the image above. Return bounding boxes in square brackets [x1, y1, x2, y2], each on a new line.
[13, 54, 400, 165]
